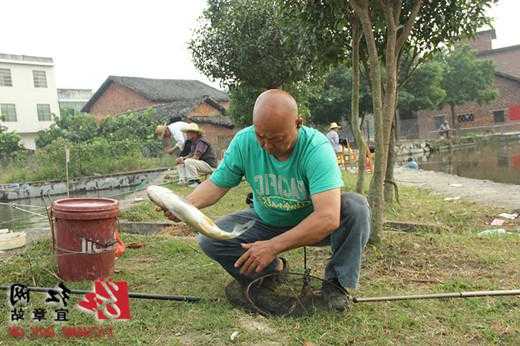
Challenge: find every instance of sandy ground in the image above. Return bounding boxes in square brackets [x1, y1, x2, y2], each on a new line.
[394, 167, 520, 210]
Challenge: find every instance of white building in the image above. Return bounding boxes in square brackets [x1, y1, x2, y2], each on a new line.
[0, 53, 60, 149]
[58, 88, 92, 114]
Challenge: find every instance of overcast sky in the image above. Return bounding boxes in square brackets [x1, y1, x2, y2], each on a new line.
[1, 0, 518, 92]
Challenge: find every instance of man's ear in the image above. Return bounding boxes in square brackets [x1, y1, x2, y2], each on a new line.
[296, 116, 303, 128]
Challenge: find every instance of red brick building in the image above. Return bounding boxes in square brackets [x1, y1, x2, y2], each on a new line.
[82, 76, 237, 152]
[416, 30, 520, 138]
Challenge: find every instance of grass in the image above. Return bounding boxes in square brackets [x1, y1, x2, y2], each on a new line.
[1, 172, 519, 344]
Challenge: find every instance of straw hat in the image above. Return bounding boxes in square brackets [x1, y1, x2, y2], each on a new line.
[329, 122, 341, 131]
[181, 123, 204, 134]
[155, 124, 169, 138]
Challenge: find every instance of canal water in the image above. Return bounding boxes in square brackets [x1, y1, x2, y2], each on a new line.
[416, 140, 520, 185]
[0, 186, 142, 232]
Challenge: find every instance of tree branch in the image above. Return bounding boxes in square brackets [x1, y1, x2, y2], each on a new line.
[396, 0, 424, 52]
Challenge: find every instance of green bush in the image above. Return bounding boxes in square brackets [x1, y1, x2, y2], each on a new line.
[35, 112, 98, 148]
[1, 109, 172, 183]
[0, 127, 25, 162]
[30, 138, 149, 181]
[36, 108, 164, 157]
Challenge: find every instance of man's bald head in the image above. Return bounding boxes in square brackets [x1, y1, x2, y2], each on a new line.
[253, 89, 298, 124]
[252, 89, 302, 160]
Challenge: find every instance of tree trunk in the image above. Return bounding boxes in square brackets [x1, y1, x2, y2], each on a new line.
[351, 0, 424, 243]
[384, 121, 396, 202]
[350, 1, 385, 243]
[449, 103, 457, 135]
[349, 20, 367, 194]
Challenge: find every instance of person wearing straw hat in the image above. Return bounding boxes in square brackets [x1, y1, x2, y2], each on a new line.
[155, 116, 189, 156]
[176, 123, 218, 187]
[326, 122, 342, 154]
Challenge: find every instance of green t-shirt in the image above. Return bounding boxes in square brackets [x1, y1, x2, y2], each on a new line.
[210, 126, 344, 227]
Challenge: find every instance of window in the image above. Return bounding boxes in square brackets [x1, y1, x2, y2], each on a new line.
[33, 70, 47, 88]
[0, 69, 12, 87]
[457, 113, 474, 123]
[493, 110, 505, 123]
[37, 104, 52, 121]
[0, 104, 17, 122]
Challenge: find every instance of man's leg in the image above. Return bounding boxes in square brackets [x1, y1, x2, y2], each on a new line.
[321, 192, 371, 290]
[197, 209, 288, 286]
[184, 158, 214, 183]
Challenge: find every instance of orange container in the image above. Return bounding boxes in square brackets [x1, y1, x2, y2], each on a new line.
[51, 198, 119, 281]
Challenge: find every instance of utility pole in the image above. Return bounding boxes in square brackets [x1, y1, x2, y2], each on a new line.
[65, 147, 70, 197]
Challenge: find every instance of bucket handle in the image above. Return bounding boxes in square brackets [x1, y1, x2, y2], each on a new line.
[46, 205, 56, 252]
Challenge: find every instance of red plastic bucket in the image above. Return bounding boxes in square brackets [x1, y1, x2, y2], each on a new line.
[51, 198, 119, 281]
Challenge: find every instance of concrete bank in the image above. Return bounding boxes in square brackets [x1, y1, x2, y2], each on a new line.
[0, 168, 170, 201]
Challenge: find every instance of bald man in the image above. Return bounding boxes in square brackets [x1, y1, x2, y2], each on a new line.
[165, 90, 370, 312]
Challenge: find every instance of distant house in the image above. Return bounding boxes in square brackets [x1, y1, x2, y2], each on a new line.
[0, 53, 60, 149]
[416, 30, 520, 138]
[82, 76, 236, 152]
[58, 88, 92, 114]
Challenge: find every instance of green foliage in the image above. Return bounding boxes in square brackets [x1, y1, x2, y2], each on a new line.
[35, 108, 163, 157]
[308, 60, 445, 125]
[227, 82, 317, 125]
[98, 108, 163, 157]
[2, 108, 168, 183]
[5, 138, 151, 183]
[189, 0, 339, 125]
[226, 84, 263, 126]
[309, 65, 372, 125]
[190, 0, 340, 89]
[399, 59, 446, 113]
[441, 45, 497, 109]
[0, 127, 25, 162]
[35, 112, 98, 148]
[63, 138, 147, 179]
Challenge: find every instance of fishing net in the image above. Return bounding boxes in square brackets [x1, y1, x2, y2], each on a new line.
[245, 272, 348, 317]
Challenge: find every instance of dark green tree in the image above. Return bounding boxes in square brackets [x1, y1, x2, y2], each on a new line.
[189, 0, 344, 125]
[399, 59, 446, 114]
[309, 65, 372, 125]
[285, 0, 493, 241]
[440, 45, 497, 129]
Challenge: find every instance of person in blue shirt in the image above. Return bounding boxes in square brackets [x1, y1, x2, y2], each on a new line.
[163, 90, 370, 312]
[403, 157, 419, 170]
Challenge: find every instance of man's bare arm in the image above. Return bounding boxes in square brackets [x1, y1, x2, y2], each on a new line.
[271, 188, 341, 252]
[163, 137, 175, 154]
[185, 179, 230, 209]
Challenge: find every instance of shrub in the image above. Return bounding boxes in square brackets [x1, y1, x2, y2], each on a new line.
[35, 113, 98, 148]
[30, 138, 149, 181]
[0, 127, 25, 162]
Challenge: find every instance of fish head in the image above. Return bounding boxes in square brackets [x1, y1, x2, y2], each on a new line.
[146, 185, 182, 211]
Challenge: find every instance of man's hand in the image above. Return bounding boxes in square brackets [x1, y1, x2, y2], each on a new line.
[155, 207, 181, 222]
[234, 240, 278, 275]
[176, 157, 184, 164]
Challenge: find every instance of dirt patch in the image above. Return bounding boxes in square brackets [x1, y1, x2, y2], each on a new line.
[159, 223, 196, 237]
[394, 167, 520, 211]
[238, 316, 275, 335]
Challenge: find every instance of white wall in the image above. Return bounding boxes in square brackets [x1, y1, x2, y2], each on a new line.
[0, 59, 60, 149]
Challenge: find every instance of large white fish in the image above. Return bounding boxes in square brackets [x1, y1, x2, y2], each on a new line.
[146, 185, 254, 240]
